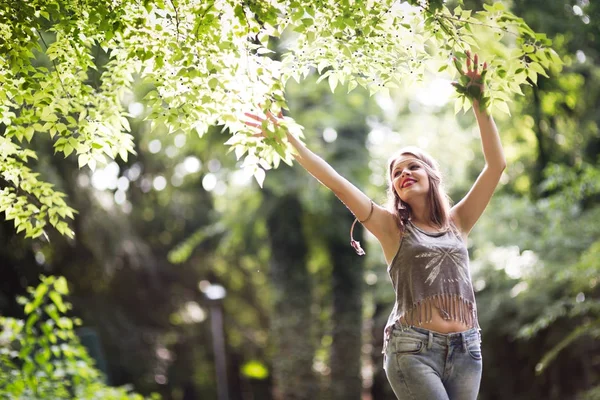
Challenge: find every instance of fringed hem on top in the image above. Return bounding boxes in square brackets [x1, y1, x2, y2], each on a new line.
[382, 294, 478, 354]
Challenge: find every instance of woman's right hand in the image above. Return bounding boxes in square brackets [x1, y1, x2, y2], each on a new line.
[243, 110, 284, 140]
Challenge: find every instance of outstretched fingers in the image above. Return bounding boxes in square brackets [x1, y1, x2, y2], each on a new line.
[244, 110, 284, 138]
[465, 50, 482, 74]
[244, 112, 262, 122]
[243, 112, 266, 136]
[245, 121, 262, 129]
[466, 50, 471, 72]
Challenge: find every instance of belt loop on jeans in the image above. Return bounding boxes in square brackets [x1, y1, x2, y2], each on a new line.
[427, 331, 433, 350]
[461, 332, 467, 352]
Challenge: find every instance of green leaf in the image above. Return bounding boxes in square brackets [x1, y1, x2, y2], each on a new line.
[527, 67, 538, 84]
[494, 101, 511, 115]
[452, 57, 463, 73]
[49, 292, 67, 313]
[78, 154, 89, 168]
[24, 302, 35, 315]
[328, 74, 338, 93]
[45, 304, 61, 324]
[347, 80, 358, 93]
[301, 18, 314, 27]
[26, 313, 40, 333]
[33, 283, 48, 305]
[88, 158, 97, 171]
[24, 126, 35, 142]
[454, 97, 464, 114]
[63, 144, 74, 157]
[523, 44, 535, 53]
[529, 62, 549, 78]
[492, 2, 506, 11]
[467, 84, 482, 100]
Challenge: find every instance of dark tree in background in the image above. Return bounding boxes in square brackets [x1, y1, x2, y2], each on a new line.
[266, 190, 318, 400]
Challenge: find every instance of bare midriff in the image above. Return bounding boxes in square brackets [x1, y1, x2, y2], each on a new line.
[399, 303, 471, 334]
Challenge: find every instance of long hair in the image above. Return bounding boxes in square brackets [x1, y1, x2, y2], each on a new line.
[386, 146, 453, 232]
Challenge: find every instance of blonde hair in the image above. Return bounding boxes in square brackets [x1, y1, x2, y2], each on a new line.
[386, 146, 453, 231]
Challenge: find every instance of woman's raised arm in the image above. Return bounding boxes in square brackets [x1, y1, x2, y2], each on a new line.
[451, 53, 507, 236]
[245, 111, 400, 258]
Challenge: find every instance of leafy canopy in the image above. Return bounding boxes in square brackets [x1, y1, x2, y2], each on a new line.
[0, 0, 561, 237]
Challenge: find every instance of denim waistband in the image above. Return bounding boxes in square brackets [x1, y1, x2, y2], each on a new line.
[392, 324, 481, 347]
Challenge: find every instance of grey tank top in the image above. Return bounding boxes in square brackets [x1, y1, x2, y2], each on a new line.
[384, 220, 479, 340]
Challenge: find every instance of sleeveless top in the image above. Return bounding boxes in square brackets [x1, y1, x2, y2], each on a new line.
[383, 220, 479, 349]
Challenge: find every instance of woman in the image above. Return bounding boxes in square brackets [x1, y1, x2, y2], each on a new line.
[245, 52, 505, 400]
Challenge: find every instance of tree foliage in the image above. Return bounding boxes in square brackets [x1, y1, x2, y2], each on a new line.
[1, 0, 560, 238]
[0, 276, 157, 399]
[4, 0, 598, 398]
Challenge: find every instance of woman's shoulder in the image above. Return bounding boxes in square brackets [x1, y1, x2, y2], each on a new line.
[373, 204, 404, 235]
[370, 205, 405, 264]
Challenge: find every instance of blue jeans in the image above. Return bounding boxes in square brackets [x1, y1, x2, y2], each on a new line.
[383, 326, 483, 400]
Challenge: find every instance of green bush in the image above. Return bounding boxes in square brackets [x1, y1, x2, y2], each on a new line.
[0, 276, 159, 400]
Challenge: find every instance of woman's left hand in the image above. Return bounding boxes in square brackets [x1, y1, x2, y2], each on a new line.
[452, 51, 488, 109]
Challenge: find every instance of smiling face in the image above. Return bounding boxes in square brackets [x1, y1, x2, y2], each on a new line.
[391, 153, 431, 205]
[386, 147, 452, 230]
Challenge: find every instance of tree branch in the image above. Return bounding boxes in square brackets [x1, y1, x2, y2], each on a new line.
[37, 31, 70, 99]
[168, 0, 180, 43]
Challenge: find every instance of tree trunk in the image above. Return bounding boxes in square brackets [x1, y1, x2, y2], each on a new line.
[324, 125, 369, 400]
[326, 202, 364, 400]
[266, 192, 318, 400]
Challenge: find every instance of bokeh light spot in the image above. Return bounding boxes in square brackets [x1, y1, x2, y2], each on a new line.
[153, 176, 167, 191]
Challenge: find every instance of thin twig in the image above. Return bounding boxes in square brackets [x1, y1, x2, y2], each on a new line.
[438, 13, 520, 38]
[37, 31, 70, 98]
[437, 16, 468, 55]
[168, 0, 180, 42]
[370, 0, 401, 30]
[194, 2, 215, 39]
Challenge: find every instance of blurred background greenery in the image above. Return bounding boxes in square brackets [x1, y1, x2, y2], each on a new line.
[1, 0, 599, 399]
